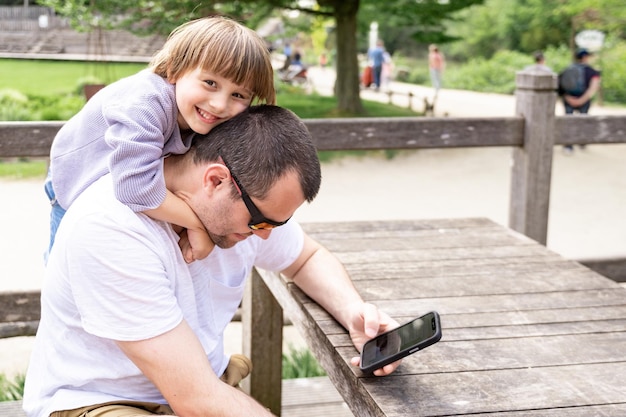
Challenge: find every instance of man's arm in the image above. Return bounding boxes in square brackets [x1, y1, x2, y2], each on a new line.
[281, 233, 401, 376]
[565, 75, 601, 108]
[117, 320, 274, 417]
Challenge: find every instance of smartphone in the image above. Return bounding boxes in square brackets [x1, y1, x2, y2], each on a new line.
[359, 311, 442, 374]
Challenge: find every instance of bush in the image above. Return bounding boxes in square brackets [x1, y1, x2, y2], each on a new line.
[0, 89, 31, 121]
[0, 372, 25, 402]
[282, 345, 326, 379]
[28, 94, 84, 121]
[598, 38, 626, 104]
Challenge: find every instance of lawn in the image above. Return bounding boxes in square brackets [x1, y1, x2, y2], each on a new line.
[0, 58, 147, 95]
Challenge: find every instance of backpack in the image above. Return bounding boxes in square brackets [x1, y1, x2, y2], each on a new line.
[559, 64, 585, 96]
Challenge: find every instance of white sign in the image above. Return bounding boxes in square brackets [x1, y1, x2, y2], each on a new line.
[575, 30, 605, 52]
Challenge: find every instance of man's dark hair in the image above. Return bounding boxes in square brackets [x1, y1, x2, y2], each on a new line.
[189, 105, 321, 202]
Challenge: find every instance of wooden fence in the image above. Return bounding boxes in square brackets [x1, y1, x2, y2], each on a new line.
[0, 70, 625, 286]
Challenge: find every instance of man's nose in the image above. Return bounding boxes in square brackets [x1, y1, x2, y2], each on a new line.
[251, 228, 272, 240]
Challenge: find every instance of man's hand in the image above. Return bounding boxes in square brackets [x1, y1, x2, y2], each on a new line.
[564, 94, 587, 108]
[178, 228, 215, 263]
[347, 302, 402, 377]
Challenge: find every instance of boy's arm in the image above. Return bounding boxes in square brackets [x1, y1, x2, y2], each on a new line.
[143, 190, 214, 262]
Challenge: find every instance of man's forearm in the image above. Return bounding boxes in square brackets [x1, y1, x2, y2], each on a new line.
[286, 236, 364, 331]
[118, 321, 275, 417]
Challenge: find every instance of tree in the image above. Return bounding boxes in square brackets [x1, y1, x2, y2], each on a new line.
[40, 0, 482, 114]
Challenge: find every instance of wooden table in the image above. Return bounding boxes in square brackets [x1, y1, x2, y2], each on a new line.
[249, 218, 626, 416]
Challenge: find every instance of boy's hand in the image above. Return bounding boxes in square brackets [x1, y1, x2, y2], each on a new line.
[178, 228, 215, 263]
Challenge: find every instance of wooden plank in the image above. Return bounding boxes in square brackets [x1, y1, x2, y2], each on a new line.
[294, 287, 626, 321]
[330, 317, 626, 346]
[555, 115, 626, 145]
[469, 404, 626, 416]
[339, 256, 575, 278]
[365, 289, 626, 316]
[300, 230, 532, 253]
[305, 117, 524, 150]
[334, 331, 626, 375]
[332, 244, 555, 265]
[352, 269, 616, 300]
[359, 362, 626, 416]
[0, 121, 60, 157]
[281, 377, 345, 407]
[0, 291, 41, 323]
[0, 400, 25, 417]
[317, 305, 626, 337]
[301, 218, 502, 236]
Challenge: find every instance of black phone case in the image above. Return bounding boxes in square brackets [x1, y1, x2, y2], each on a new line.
[359, 311, 442, 374]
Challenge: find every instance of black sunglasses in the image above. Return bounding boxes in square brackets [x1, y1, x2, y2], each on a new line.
[221, 157, 290, 230]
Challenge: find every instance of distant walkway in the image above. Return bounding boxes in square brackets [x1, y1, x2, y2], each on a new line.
[306, 66, 626, 118]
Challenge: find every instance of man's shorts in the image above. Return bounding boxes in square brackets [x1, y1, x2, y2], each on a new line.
[50, 401, 174, 417]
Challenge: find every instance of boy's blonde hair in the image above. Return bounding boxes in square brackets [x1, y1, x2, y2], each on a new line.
[150, 16, 276, 105]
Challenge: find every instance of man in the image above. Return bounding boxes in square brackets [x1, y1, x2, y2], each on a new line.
[23, 105, 399, 417]
[560, 48, 601, 153]
[368, 40, 385, 90]
[428, 44, 445, 95]
[524, 51, 552, 73]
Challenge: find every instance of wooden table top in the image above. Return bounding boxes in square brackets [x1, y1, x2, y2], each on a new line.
[256, 217, 626, 417]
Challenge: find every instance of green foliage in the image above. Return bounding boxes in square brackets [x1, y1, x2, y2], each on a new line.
[282, 345, 326, 379]
[0, 372, 25, 401]
[599, 37, 626, 103]
[445, 50, 528, 94]
[0, 89, 31, 121]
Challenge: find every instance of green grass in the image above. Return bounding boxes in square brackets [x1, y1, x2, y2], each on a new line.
[0, 59, 147, 95]
[0, 159, 47, 179]
[277, 86, 418, 119]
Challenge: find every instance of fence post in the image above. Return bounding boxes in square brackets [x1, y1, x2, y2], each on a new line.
[509, 70, 557, 245]
[241, 269, 283, 415]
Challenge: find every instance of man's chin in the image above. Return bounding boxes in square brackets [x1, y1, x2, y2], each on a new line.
[211, 234, 244, 249]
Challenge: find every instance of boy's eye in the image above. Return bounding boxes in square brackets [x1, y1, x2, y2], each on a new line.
[204, 80, 217, 87]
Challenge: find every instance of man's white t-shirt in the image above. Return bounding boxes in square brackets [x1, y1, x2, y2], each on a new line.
[23, 174, 304, 417]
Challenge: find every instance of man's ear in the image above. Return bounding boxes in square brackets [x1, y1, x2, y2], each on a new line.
[202, 163, 230, 194]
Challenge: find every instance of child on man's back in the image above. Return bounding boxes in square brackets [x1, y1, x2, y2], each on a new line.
[45, 16, 275, 263]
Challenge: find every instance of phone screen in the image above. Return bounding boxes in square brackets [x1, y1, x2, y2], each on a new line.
[360, 312, 441, 372]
